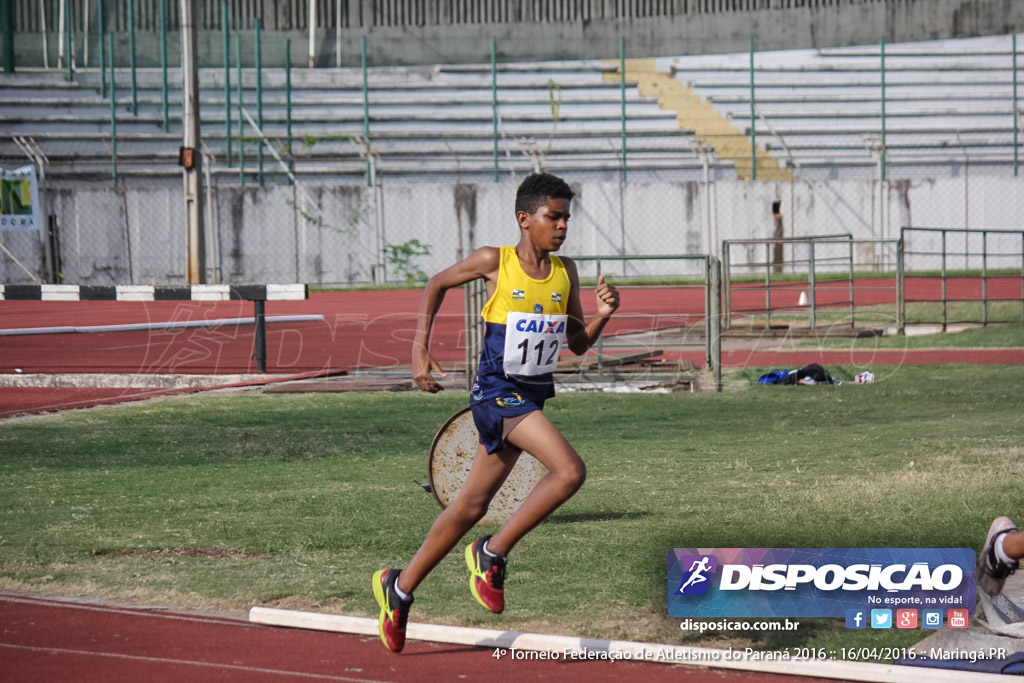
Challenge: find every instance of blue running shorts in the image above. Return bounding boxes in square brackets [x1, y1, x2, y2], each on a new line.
[470, 395, 544, 454]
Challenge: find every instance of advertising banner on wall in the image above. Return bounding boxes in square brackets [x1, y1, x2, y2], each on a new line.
[0, 165, 42, 231]
[668, 547, 976, 619]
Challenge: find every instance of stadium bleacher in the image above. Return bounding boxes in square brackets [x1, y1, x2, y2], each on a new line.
[0, 60, 705, 182]
[1, 33, 1020, 182]
[664, 34, 1020, 177]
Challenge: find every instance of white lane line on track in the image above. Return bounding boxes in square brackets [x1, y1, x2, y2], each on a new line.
[0, 594, 260, 629]
[0, 643, 393, 683]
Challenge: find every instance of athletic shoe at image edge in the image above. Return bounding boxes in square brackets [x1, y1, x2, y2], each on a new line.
[978, 516, 1019, 597]
[465, 535, 506, 613]
[372, 568, 413, 652]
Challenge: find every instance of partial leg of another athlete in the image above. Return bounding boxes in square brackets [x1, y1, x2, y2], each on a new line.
[978, 516, 1022, 596]
[465, 410, 586, 613]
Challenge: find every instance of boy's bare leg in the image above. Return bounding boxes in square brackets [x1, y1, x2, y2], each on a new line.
[397, 443, 521, 595]
[486, 411, 586, 557]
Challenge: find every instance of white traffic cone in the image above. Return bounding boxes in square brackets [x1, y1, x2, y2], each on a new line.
[797, 291, 809, 306]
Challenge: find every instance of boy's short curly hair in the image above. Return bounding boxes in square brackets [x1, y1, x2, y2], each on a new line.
[515, 173, 575, 215]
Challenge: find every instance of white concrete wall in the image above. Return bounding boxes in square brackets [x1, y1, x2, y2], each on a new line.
[4, 175, 1020, 286]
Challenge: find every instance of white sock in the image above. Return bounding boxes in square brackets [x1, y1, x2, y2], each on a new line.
[394, 580, 412, 602]
[995, 533, 1016, 566]
[482, 539, 504, 560]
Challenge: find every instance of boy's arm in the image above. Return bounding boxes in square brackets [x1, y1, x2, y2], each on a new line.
[563, 257, 620, 356]
[413, 247, 500, 393]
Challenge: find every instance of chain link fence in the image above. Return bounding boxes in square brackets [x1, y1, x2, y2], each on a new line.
[3, 171, 1024, 288]
[3, 29, 1024, 293]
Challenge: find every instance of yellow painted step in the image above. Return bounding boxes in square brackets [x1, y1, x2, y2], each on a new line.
[605, 59, 792, 181]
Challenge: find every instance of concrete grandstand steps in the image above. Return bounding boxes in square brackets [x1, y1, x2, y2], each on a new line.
[0, 71, 90, 89]
[672, 64, 1017, 74]
[436, 60, 616, 72]
[672, 72, 1018, 87]
[9, 35, 1015, 180]
[3, 103, 672, 125]
[728, 113, 1014, 128]
[0, 55, 702, 180]
[15, 156, 718, 180]
[62, 64, 627, 90]
[661, 34, 1023, 176]
[606, 59, 791, 181]
[0, 132, 707, 180]
[708, 92, 1014, 103]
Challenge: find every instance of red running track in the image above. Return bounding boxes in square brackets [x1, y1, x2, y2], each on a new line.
[2, 280, 1022, 418]
[727, 276, 1022, 311]
[6, 278, 1019, 374]
[0, 287, 705, 375]
[0, 593, 834, 683]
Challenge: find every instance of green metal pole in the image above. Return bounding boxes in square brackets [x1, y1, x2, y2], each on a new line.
[491, 36, 498, 183]
[362, 35, 370, 186]
[128, 0, 137, 114]
[722, 242, 732, 330]
[98, 0, 105, 96]
[750, 37, 756, 180]
[1014, 34, 1019, 177]
[982, 231, 989, 326]
[941, 230, 947, 331]
[3, 0, 15, 73]
[897, 231, 905, 334]
[223, 1, 231, 164]
[65, 0, 73, 81]
[808, 240, 816, 329]
[286, 37, 292, 178]
[109, 33, 116, 186]
[237, 34, 244, 187]
[704, 256, 712, 367]
[711, 258, 722, 392]
[848, 236, 856, 327]
[620, 36, 626, 183]
[764, 242, 771, 327]
[881, 36, 887, 182]
[255, 17, 263, 186]
[160, 0, 168, 130]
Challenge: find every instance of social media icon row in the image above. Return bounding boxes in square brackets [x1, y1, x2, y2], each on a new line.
[846, 609, 969, 629]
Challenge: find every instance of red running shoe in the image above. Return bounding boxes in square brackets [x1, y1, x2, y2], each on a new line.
[372, 568, 413, 652]
[465, 536, 506, 613]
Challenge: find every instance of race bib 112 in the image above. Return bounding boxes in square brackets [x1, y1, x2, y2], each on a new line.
[503, 312, 567, 376]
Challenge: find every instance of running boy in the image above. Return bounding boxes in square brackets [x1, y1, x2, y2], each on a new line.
[373, 172, 620, 653]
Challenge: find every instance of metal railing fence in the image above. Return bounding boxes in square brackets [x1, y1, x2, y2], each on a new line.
[898, 226, 1024, 331]
[723, 236, 902, 330]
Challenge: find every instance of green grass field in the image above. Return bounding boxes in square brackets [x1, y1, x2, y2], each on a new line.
[805, 323, 1024, 351]
[2, 365, 1022, 657]
[741, 301, 1024, 329]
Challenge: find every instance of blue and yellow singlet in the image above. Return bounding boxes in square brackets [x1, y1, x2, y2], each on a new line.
[471, 246, 572, 405]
